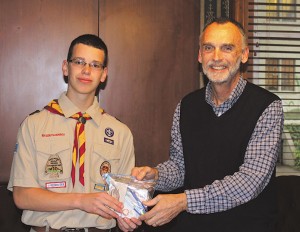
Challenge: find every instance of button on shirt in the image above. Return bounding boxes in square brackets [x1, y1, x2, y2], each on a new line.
[156, 77, 284, 214]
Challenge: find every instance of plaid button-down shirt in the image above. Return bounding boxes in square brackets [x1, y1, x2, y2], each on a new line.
[156, 77, 284, 214]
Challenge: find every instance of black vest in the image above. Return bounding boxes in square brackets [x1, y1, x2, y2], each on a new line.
[166, 82, 280, 232]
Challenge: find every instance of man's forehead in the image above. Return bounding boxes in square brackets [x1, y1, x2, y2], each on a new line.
[202, 23, 242, 45]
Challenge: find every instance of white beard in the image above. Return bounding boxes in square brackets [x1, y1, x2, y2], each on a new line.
[203, 56, 242, 84]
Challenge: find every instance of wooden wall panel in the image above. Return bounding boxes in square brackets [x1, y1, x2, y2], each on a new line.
[99, 0, 200, 167]
[0, 0, 98, 182]
[0, 0, 200, 182]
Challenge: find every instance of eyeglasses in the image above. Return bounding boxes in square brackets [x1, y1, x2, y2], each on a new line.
[68, 58, 104, 70]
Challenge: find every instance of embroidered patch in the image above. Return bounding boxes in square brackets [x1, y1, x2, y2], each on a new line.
[105, 127, 114, 137]
[45, 154, 63, 178]
[100, 161, 111, 177]
[104, 138, 114, 145]
[45, 181, 66, 189]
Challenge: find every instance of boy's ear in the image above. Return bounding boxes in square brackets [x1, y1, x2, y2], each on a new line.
[100, 67, 108, 83]
[62, 60, 69, 76]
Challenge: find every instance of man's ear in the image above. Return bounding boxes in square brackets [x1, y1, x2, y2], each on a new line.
[62, 60, 69, 76]
[241, 47, 249, 64]
[198, 49, 203, 64]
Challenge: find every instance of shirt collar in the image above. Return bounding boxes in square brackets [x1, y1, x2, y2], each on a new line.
[58, 92, 103, 126]
[205, 77, 247, 115]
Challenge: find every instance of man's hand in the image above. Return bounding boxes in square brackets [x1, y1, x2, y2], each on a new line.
[139, 193, 187, 227]
[117, 217, 142, 232]
[131, 166, 158, 181]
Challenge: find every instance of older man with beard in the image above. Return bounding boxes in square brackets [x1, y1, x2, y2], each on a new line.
[131, 17, 284, 232]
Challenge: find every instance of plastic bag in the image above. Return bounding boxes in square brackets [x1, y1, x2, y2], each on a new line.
[103, 173, 156, 218]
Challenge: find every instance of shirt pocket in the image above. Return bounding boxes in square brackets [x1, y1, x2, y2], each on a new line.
[90, 143, 121, 188]
[35, 139, 72, 191]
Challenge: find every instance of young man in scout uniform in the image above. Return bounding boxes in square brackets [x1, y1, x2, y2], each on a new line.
[8, 34, 140, 232]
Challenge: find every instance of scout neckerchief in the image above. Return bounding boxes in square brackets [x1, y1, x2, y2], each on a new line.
[44, 99, 94, 186]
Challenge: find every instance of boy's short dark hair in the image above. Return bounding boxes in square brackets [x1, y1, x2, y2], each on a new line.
[67, 34, 108, 67]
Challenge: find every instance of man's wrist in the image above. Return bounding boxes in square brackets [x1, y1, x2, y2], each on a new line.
[153, 167, 159, 181]
[180, 192, 188, 211]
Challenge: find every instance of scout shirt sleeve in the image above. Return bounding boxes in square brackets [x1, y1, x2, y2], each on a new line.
[184, 100, 284, 214]
[8, 116, 40, 191]
[116, 124, 135, 176]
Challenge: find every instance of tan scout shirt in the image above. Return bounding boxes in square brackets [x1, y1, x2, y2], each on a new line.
[8, 93, 135, 229]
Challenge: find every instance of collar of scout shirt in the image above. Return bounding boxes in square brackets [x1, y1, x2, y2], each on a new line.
[58, 92, 104, 126]
[205, 76, 247, 116]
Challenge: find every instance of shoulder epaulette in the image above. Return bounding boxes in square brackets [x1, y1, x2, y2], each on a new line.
[19, 110, 40, 126]
[29, 110, 40, 116]
[115, 117, 122, 122]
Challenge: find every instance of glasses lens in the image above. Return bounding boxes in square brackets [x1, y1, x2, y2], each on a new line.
[69, 59, 103, 70]
[90, 62, 103, 69]
[71, 59, 85, 66]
